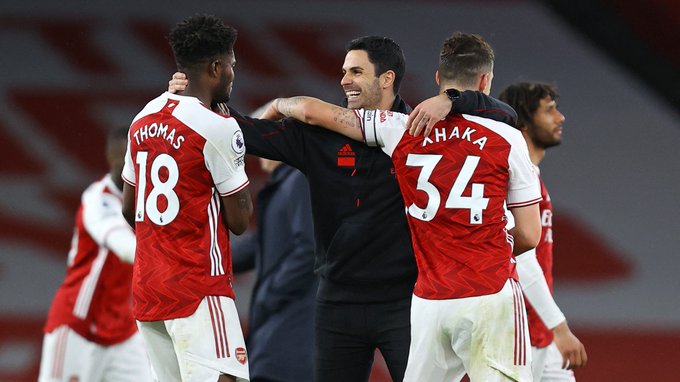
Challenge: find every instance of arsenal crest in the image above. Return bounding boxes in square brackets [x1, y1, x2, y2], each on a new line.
[235, 347, 247, 364]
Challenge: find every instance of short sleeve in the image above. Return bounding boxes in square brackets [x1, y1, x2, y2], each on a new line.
[507, 138, 541, 207]
[355, 109, 409, 157]
[204, 119, 250, 196]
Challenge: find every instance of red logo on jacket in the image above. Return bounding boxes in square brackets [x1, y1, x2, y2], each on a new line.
[337, 144, 356, 167]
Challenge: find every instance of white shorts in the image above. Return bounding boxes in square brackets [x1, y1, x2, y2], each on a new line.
[532, 342, 575, 382]
[404, 279, 532, 382]
[137, 295, 249, 382]
[38, 326, 152, 382]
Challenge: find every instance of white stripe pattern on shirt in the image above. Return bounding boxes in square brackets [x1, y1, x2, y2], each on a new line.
[72, 247, 108, 319]
[207, 191, 225, 276]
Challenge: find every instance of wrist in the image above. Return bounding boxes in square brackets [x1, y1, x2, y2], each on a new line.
[552, 320, 569, 334]
[444, 88, 461, 114]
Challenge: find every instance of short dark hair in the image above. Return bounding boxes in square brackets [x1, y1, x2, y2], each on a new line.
[345, 36, 406, 94]
[498, 82, 559, 129]
[438, 32, 494, 87]
[168, 14, 237, 71]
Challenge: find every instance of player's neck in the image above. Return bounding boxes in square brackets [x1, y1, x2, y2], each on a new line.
[181, 75, 214, 106]
[377, 93, 397, 110]
[183, 89, 213, 107]
[521, 130, 545, 165]
[438, 83, 478, 94]
[528, 141, 546, 166]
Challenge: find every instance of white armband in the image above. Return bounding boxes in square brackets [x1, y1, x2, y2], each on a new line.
[359, 110, 380, 147]
[516, 249, 566, 329]
[105, 227, 136, 264]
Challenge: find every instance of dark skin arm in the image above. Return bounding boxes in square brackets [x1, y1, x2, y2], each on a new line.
[122, 182, 252, 235]
[220, 188, 253, 235]
[122, 182, 136, 228]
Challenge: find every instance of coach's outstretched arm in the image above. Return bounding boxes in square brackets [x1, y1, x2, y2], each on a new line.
[269, 96, 364, 142]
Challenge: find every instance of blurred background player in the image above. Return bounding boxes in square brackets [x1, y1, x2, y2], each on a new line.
[170, 35, 516, 382]
[267, 31, 542, 382]
[38, 126, 152, 382]
[499, 82, 588, 381]
[121, 14, 253, 382]
[231, 155, 317, 382]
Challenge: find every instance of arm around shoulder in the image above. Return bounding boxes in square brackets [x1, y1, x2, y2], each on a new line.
[273, 96, 364, 141]
[456, 91, 518, 127]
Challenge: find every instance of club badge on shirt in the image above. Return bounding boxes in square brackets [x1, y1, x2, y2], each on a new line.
[235, 347, 247, 364]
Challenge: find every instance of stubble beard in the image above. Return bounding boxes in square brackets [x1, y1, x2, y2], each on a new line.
[534, 132, 562, 150]
[351, 79, 382, 110]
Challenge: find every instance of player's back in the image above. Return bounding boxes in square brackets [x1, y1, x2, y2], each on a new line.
[123, 92, 249, 321]
[374, 112, 539, 300]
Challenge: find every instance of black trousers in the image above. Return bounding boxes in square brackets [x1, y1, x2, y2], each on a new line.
[315, 297, 412, 382]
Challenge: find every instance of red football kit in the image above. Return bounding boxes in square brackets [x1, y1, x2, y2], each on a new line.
[355, 109, 541, 382]
[356, 109, 541, 299]
[122, 92, 249, 321]
[526, 171, 555, 347]
[44, 174, 137, 345]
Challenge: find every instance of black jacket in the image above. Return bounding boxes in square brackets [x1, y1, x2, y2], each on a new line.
[231, 165, 317, 381]
[232, 93, 516, 303]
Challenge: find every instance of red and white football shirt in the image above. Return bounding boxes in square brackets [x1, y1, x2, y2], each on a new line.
[44, 175, 137, 346]
[122, 92, 249, 321]
[526, 172, 555, 347]
[356, 109, 541, 299]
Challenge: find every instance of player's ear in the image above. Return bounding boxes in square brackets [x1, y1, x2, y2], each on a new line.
[435, 70, 440, 86]
[381, 70, 395, 90]
[479, 72, 493, 93]
[209, 60, 220, 78]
